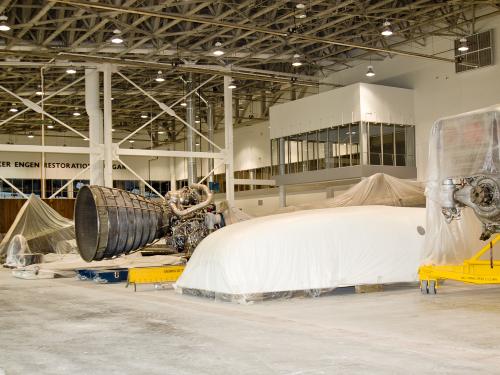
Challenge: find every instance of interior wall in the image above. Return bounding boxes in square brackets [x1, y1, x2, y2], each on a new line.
[319, 15, 500, 180]
[0, 121, 271, 182]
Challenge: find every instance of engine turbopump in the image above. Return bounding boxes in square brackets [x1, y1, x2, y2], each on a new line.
[441, 174, 500, 240]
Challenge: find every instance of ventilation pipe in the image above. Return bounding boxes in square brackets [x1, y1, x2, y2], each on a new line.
[85, 68, 104, 186]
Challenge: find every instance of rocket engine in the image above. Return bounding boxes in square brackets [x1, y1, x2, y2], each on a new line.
[74, 184, 222, 262]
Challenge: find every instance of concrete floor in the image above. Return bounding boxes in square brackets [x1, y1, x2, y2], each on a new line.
[1, 270, 500, 375]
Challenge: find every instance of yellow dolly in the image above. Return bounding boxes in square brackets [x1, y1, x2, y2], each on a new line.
[419, 236, 500, 294]
[127, 265, 185, 291]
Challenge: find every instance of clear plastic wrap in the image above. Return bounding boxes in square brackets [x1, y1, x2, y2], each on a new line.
[422, 105, 500, 265]
[4, 235, 31, 268]
[175, 205, 426, 302]
[275, 173, 425, 214]
[0, 194, 77, 262]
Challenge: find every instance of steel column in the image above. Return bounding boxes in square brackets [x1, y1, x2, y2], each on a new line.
[224, 76, 235, 204]
[279, 137, 286, 208]
[186, 73, 197, 185]
[207, 101, 215, 183]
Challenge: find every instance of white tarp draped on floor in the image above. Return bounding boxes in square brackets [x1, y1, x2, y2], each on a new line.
[275, 173, 425, 214]
[175, 206, 426, 299]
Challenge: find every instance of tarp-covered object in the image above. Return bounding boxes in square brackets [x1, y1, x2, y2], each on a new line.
[176, 206, 426, 300]
[0, 194, 77, 262]
[422, 106, 500, 265]
[275, 173, 425, 214]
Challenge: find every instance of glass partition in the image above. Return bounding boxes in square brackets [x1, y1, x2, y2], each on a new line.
[273, 121, 415, 175]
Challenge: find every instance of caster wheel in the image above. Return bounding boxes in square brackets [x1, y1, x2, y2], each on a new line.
[420, 280, 429, 294]
[429, 280, 437, 294]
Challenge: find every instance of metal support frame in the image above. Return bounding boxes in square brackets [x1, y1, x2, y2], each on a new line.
[419, 236, 500, 294]
[0, 62, 243, 205]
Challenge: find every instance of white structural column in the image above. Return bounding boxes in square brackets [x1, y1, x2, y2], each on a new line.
[279, 137, 286, 208]
[85, 68, 104, 186]
[186, 73, 197, 185]
[207, 101, 215, 184]
[102, 64, 114, 187]
[169, 155, 177, 191]
[224, 76, 235, 204]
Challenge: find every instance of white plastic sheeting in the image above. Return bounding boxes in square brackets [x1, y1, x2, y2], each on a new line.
[275, 173, 424, 214]
[422, 106, 500, 265]
[0, 194, 76, 262]
[176, 206, 426, 300]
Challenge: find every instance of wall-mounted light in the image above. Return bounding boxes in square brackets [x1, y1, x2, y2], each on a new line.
[0, 15, 11, 31]
[458, 37, 469, 52]
[366, 65, 375, 77]
[381, 21, 393, 37]
[155, 70, 165, 82]
[213, 41, 224, 56]
[110, 29, 123, 44]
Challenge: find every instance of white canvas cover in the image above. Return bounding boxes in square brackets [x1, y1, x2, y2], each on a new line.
[275, 173, 424, 214]
[422, 105, 500, 265]
[176, 206, 426, 300]
[0, 194, 76, 262]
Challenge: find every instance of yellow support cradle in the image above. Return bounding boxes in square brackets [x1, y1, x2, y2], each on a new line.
[127, 265, 185, 291]
[418, 235, 500, 294]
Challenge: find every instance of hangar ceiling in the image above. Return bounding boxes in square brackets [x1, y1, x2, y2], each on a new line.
[0, 0, 498, 140]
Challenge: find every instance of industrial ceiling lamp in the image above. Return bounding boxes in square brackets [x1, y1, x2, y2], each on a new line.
[458, 37, 469, 52]
[366, 65, 376, 77]
[73, 108, 81, 116]
[292, 53, 303, 67]
[0, 15, 10, 31]
[213, 41, 224, 56]
[66, 66, 77, 74]
[35, 85, 44, 96]
[381, 21, 393, 37]
[47, 124, 54, 129]
[140, 113, 148, 119]
[9, 104, 18, 113]
[27, 132, 34, 139]
[110, 29, 123, 44]
[180, 101, 187, 107]
[155, 70, 165, 82]
[228, 79, 236, 89]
